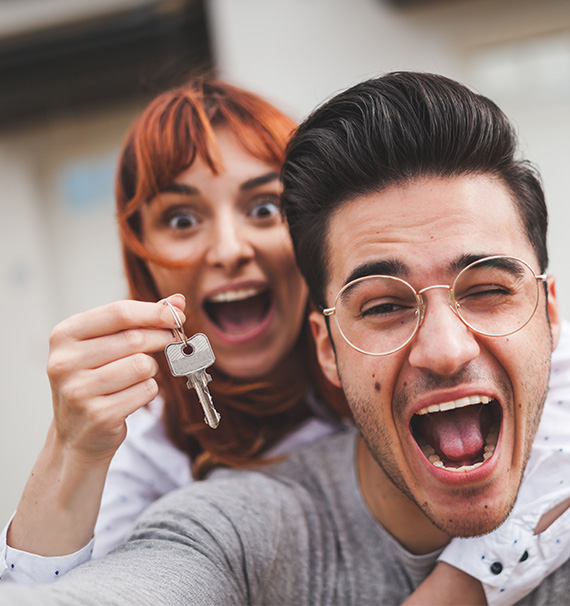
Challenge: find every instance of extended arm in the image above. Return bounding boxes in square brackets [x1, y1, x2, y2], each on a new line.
[0, 475, 276, 605]
[2, 296, 186, 567]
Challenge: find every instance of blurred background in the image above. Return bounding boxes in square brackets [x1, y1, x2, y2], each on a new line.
[1, 0, 569, 524]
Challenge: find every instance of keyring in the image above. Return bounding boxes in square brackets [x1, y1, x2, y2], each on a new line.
[164, 300, 188, 343]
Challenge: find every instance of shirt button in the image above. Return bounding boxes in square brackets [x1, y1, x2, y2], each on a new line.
[491, 561, 503, 575]
[519, 550, 529, 562]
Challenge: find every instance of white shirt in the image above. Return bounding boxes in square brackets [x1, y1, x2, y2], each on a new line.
[2, 321, 570, 606]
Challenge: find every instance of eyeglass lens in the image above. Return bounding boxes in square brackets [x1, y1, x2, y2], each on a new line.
[334, 257, 540, 355]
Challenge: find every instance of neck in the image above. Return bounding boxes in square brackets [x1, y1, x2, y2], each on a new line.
[357, 437, 450, 555]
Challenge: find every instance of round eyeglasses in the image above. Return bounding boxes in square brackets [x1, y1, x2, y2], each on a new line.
[322, 255, 547, 356]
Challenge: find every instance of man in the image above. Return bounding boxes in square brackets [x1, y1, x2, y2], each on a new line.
[0, 72, 566, 605]
[283, 71, 559, 542]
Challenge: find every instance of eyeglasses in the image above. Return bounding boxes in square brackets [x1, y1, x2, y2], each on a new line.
[322, 255, 546, 356]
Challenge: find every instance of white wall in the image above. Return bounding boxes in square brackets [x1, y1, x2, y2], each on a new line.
[0, 108, 136, 523]
[1, 0, 569, 525]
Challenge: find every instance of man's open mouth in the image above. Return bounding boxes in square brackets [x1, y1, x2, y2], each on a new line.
[410, 396, 502, 473]
[204, 285, 272, 336]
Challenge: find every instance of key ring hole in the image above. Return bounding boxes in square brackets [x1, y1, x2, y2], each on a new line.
[182, 342, 195, 356]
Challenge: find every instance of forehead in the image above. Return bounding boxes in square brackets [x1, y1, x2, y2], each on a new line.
[325, 175, 535, 293]
[178, 128, 278, 185]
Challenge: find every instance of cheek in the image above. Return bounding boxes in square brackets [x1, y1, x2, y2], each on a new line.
[267, 234, 308, 303]
[494, 325, 551, 447]
[337, 353, 392, 409]
[264, 227, 296, 269]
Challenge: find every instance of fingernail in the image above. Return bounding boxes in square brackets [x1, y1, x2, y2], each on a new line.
[159, 293, 186, 305]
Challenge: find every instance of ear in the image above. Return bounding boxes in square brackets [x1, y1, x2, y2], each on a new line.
[309, 309, 341, 387]
[546, 276, 561, 352]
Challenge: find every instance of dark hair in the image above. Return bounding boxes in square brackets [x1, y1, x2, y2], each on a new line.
[281, 71, 548, 307]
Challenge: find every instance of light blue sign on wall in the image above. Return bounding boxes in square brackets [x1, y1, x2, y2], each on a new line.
[59, 150, 119, 213]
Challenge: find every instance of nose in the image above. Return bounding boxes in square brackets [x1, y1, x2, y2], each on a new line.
[407, 289, 480, 377]
[205, 211, 254, 272]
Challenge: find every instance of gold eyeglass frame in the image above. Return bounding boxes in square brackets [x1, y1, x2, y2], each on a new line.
[322, 255, 547, 356]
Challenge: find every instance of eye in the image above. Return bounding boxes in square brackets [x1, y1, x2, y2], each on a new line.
[361, 301, 410, 318]
[165, 209, 200, 231]
[459, 284, 513, 299]
[248, 196, 280, 220]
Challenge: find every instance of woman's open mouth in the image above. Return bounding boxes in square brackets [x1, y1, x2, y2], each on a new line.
[410, 396, 502, 473]
[203, 285, 273, 338]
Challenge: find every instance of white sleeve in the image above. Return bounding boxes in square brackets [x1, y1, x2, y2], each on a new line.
[439, 319, 570, 606]
[0, 397, 192, 584]
[0, 514, 94, 585]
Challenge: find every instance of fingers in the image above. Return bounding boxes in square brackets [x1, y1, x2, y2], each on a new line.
[57, 353, 159, 404]
[46, 294, 187, 463]
[51, 294, 187, 343]
[54, 377, 160, 461]
[48, 326, 174, 378]
[98, 377, 160, 420]
[48, 294, 187, 375]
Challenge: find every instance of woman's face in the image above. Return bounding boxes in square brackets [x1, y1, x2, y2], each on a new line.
[140, 128, 309, 379]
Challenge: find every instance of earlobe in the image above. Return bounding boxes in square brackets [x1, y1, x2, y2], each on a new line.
[546, 276, 561, 351]
[309, 310, 341, 387]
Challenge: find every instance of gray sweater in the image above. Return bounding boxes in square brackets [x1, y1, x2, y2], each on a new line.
[0, 429, 568, 605]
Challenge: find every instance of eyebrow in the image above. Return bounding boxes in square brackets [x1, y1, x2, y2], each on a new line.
[449, 253, 502, 274]
[240, 172, 280, 191]
[158, 183, 199, 196]
[344, 259, 410, 286]
[158, 172, 280, 197]
[344, 252, 510, 288]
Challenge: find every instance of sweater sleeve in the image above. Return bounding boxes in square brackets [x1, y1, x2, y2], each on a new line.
[0, 472, 291, 606]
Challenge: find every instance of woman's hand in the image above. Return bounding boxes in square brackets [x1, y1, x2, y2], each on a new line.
[47, 294, 186, 463]
[6, 294, 186, 557]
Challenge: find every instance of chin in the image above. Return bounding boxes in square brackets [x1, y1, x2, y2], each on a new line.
[216, 353, 278, 381]
[424, 487, 516, 538]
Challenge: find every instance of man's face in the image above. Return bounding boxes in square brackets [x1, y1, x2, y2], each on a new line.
[311, 175, 561, 539]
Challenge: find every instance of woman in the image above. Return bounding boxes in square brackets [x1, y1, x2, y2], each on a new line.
[1, 78, 348, 578]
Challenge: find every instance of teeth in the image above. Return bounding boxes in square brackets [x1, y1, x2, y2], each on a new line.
[208, 287, 264, 303]
[446, 462, 484, 473]
[416, 395, 492, 416]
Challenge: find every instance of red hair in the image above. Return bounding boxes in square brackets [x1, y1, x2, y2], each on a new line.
[115, 76, 349, 478]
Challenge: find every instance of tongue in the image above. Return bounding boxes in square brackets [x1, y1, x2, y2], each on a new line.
[428, 406, 485, 462]
[208, 295, 269, 335]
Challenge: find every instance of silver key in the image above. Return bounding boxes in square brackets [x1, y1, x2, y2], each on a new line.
[165, 333, 221, 429]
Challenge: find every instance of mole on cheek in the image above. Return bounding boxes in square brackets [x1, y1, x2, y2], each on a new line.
[374, 381, 381, 392]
